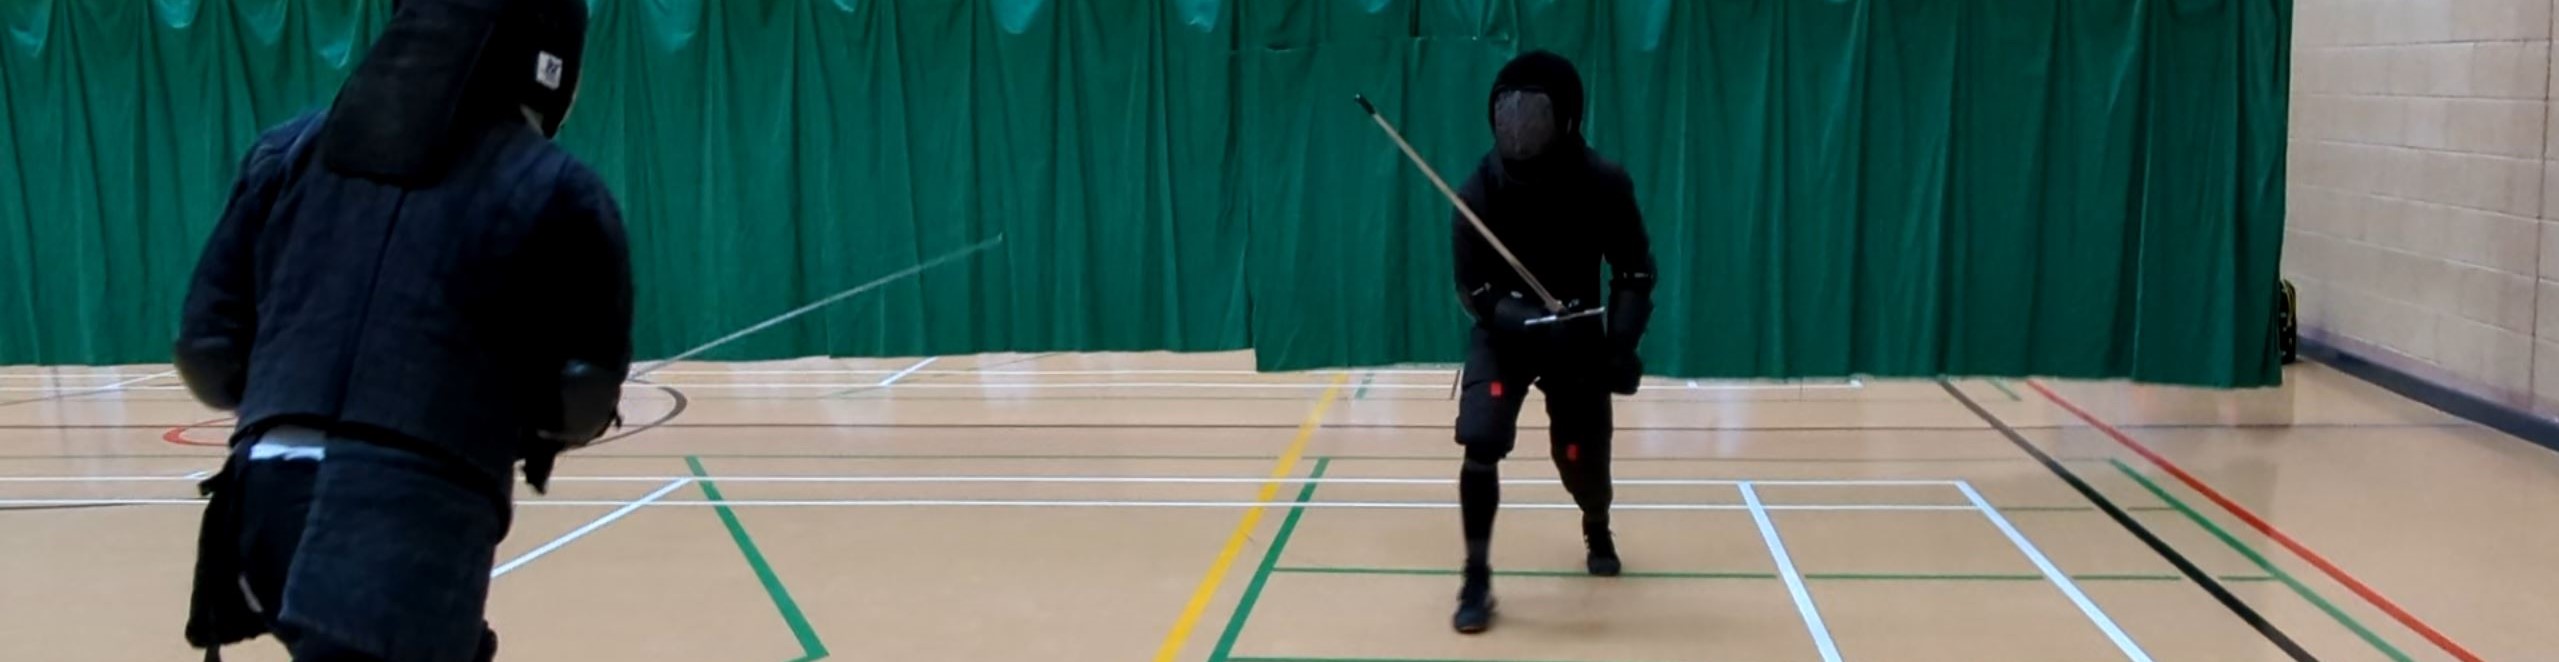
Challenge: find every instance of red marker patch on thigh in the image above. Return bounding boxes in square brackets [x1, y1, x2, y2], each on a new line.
[1490, 382, 1505, 398]
[1566, 444, 1580, 462]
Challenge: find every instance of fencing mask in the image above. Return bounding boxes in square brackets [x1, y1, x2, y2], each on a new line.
[1491, 90, 1556, 162]
[319, 0, 590, 186]
[1485, 51, 1587, 169]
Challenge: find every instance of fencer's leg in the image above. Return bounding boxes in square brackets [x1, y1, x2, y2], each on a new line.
[1455, 426, 1517, 634]
[233, 450, 321, 654]
[272, 439, 509, 662]
[1545, 378, 1618, 576]
[1452, 334, 1528, 634]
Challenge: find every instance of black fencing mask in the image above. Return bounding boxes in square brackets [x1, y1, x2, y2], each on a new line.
[319, 0, 589, 186]
[1492, 89, 1557, 162]
[1485, 51, 1587, 176]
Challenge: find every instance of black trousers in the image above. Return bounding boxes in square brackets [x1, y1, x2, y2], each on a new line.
[233, 443, 502, 662]
[1453, 325, 1614, 559]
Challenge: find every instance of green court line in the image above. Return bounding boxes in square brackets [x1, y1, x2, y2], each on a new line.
[686, 456, 831, 662]
[1271, 566, 2270, 583]
[1989, 379, 2022, 400]
[1354, 373, 1376, 399]
[1207, 457, 1332, 662]
[2109, 458, 2410, 661]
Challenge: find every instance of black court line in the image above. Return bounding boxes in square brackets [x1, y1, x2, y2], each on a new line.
[585, 384, 690, 449]
[1938, 379, 2319, 661]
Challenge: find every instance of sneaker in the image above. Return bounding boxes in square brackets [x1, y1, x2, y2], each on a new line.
[1586, 523, 1622, 577]
[1453, 565, 1496, 633]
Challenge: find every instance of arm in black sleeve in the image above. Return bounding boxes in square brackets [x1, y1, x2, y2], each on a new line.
[1451, 174, 1504, 323]
[173, 130, 298, 410]
[1452, 173, 1560, 333]
[1601, 170, 1656, 356]
[542, 168, 634, 446]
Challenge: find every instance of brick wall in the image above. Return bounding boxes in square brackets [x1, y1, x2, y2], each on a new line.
[2285, 0, 2558, 409]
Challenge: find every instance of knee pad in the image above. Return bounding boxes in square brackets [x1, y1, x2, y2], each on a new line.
[1463, 450, 1506, 469]
[1456, 418, 1517, 458]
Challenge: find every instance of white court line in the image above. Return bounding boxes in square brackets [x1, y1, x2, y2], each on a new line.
[648, 381, 1444, 390]
[0, 497, 1976, 512]
[623, 380, 1860, 391]
[1958, 481, 2152, 661]
[0, 371, 175, 381]
[0, 371, 179, 393]
[96, 371, 174, 389]
[644, 369, 1443, 377]
[0, 474, 1960, 487]
[490, 478, 691, 578]
[0, 368, 1862, 390]
[0, 386, 186, 392]
[875, 357, 940, 386]
[1739, 482, 1844, 662]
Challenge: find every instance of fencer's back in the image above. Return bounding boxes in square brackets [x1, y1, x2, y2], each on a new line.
[231, 112, 617, 482]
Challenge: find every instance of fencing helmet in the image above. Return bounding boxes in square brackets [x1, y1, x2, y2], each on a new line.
[1486, 51, 1587, 167]
[319, 0, 591, 186]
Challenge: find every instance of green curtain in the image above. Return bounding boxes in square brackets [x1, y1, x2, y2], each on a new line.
[0, 0, 2291, 387]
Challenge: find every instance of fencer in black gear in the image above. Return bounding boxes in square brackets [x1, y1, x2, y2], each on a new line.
[177, 0, 629, 660]
[1447, 50, 1657, 635]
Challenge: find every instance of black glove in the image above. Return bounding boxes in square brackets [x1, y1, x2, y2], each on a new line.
[520, 409, 621, 495]
[172, 336, 249, 410]
[1607, 350, 1643, 396]
[1490, 295, 1553, 333]
[547, 360, 625, 448]
[525, 361, 624, 493]
[521, 439, 564, 494]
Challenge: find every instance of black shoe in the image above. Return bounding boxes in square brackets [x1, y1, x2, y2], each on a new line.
[1585, 524, 1621, 577]
[1453, 566, 1496, 634]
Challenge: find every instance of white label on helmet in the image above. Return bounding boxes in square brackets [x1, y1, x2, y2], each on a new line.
[536, 52, 565, 90]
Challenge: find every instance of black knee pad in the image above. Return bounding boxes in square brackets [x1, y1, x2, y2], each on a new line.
[1456, 417, 1516, 460]
[1461, 455, 1503, 472]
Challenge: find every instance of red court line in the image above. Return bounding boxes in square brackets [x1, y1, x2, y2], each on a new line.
[161, 417, 234, 448]
[2026, 379, 2484, 662]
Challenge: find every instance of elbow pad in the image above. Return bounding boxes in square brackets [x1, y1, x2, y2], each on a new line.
[173, 336, 249, 411]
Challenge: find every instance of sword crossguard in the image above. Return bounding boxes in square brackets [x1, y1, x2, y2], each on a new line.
[1522, 307, 1607, 327]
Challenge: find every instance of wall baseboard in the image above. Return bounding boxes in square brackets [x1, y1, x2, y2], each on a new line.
[2301, 334, 2559, 453]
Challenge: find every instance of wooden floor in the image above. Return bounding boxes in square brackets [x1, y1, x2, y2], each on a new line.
[2, 351, 2549, 661]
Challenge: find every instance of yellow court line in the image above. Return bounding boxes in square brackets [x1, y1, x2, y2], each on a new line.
[1150, 372, 1349, 662]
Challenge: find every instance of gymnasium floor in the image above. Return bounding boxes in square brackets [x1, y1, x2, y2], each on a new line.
[1, 352, 2550, 661]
